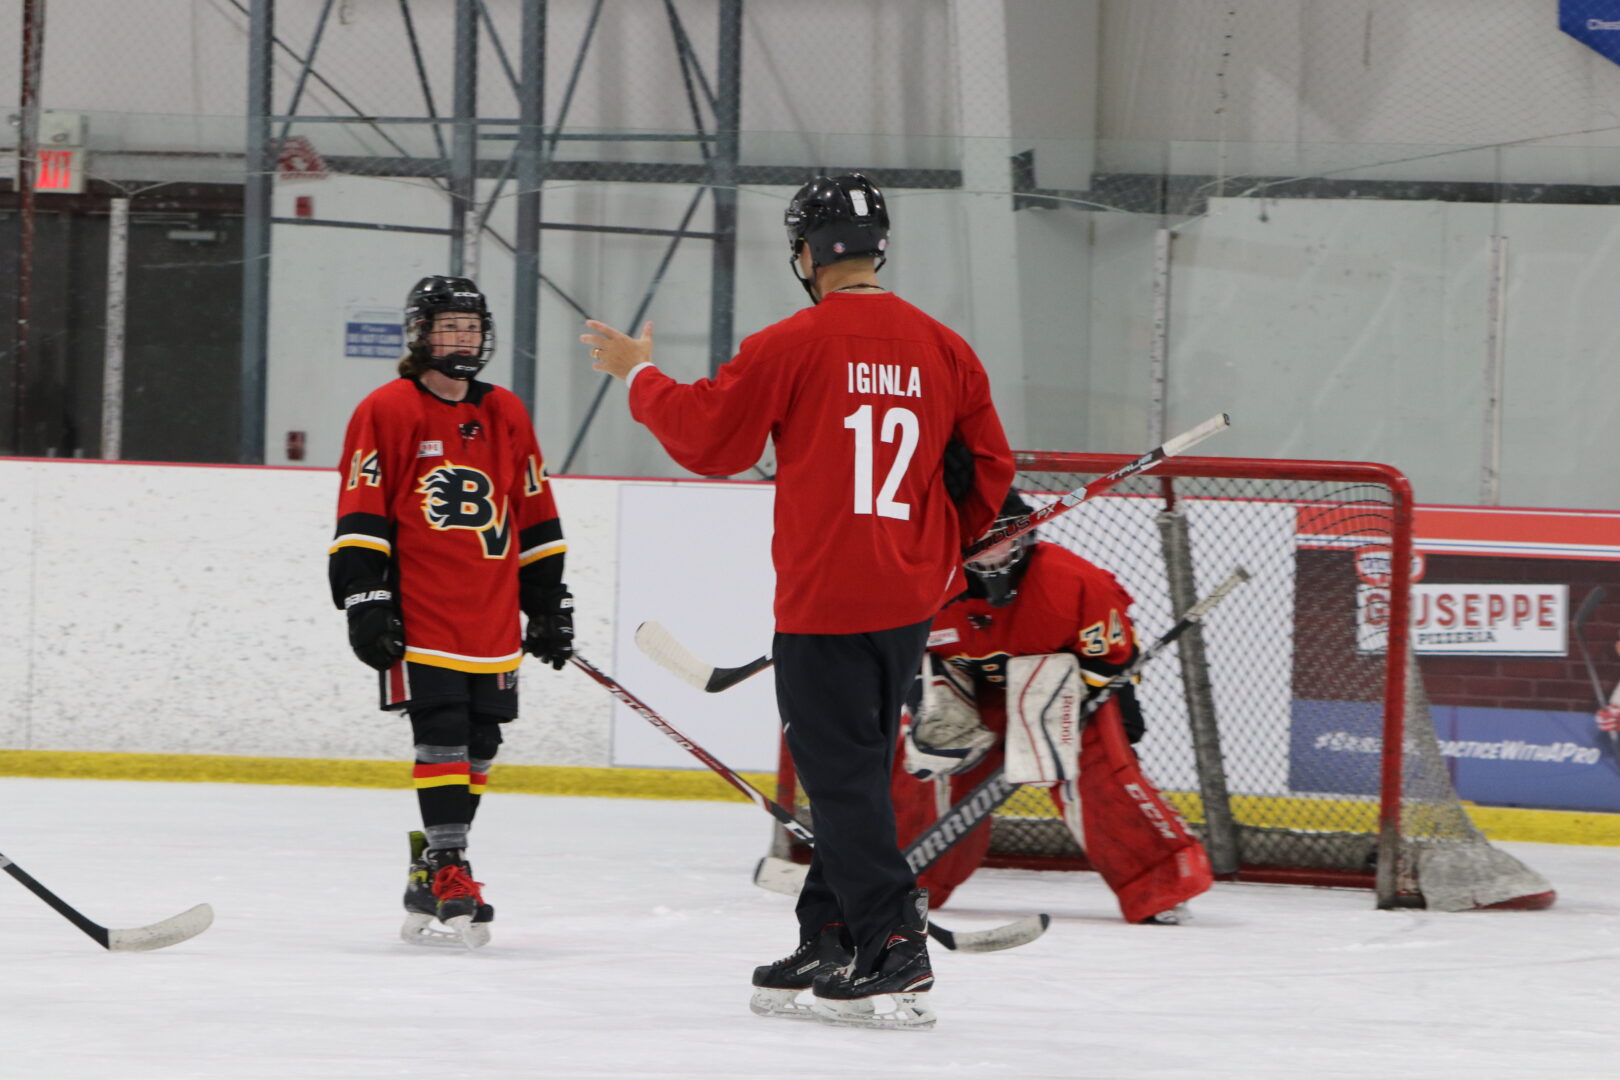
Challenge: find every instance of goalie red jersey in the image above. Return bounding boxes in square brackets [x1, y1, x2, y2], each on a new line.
[627, 292, 1013, 634]
[330, 378, 564, 673]
[927, 542, 1136, 683]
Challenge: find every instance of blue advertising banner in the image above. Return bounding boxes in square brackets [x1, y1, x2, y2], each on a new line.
[1560, 1, 1620, 65]
[1291, 700, 1620, 813]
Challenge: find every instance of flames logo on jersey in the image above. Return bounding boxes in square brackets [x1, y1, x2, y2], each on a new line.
[417, 461, 511, 559]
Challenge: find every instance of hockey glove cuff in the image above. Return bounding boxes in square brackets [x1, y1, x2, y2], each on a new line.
[344, 583, 405, 672]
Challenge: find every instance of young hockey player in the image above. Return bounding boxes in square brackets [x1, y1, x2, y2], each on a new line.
[329, 276, 574, 949]
[582, 174, 1013, 1028]
[893, 491, 1213, 925]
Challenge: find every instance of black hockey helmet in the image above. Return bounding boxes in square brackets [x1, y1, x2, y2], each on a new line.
[405, 275, 496, 380]
[784, 173, 889, 300]
[966, 489, 1037, 608]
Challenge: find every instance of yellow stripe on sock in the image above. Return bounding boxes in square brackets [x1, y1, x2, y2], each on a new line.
[413, 774, 471, 790]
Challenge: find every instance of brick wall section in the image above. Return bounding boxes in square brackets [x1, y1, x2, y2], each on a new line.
[1417, 555, 1620, 712]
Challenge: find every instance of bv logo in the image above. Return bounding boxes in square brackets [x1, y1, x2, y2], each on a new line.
[417, 461, 511, 559]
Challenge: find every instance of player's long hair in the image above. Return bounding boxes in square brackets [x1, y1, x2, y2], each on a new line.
[397, 349, 431, 378]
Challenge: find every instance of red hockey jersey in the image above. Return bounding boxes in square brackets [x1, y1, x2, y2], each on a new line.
[330, 378, 564, 673]
[927, 542, 1136, 688]
[628, 292, 1013, 634]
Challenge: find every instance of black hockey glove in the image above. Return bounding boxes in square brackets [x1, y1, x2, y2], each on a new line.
[524, 585, 575, 670]
[344, 583, 405, 672]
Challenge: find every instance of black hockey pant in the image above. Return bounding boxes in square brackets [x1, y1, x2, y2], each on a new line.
[774, 617, 930, 968]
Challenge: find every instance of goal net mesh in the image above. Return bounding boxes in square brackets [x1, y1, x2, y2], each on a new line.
[980, 455, 1551, 910]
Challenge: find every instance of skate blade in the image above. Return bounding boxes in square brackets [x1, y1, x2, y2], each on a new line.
[400, 912, 490, 950]
[442, 913, 490, 950]
[1139, 903, 1191, 926]
[748, 987, 819, 1022]
[812, 992, 936, 1030]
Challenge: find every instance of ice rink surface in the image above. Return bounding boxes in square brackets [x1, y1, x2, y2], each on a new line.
[1, 777, 1615, 1080]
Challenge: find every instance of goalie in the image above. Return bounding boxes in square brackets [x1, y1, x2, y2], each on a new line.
[891, 491, 1213, 924]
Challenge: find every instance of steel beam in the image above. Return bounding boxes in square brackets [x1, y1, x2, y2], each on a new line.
[707, 0, 743, 378]
[512, 0, 546, 416]
[449, 0, 479, 276]
[240, 0, 274, 464]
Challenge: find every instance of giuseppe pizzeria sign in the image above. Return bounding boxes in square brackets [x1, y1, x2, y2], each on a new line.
[1341, 504, 1620, 657]
[1357, 582, 1568, 656]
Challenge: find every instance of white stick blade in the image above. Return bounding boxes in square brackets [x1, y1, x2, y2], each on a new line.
[634, 621, 713, 691]
[1160, 412, 1231, 459]
[753, 856, 807, 897]
[945, 914, 1052, 953]
[107, 902, 214, 952]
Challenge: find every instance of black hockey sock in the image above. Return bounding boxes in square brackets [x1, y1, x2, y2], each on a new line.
[467, 718, 505, 825]
[410, 705, 472, 850]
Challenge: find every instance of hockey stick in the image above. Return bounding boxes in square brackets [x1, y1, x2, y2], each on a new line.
[636, 413, 1233, 694]
[961, 411, 1230, 561]
[635, 622, 772, 694]
[0, 850, 213, 951]
[1571, 586, 1620, 760]
[567, 653, 1049, 953]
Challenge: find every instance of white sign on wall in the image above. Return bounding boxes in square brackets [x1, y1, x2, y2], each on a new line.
[1357, 583, 1568, 656]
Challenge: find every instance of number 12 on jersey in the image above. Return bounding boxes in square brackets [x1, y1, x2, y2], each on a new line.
[844, 404, 919, 520]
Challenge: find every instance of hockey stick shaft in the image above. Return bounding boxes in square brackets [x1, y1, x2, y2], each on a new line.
[566, 654, 1045, 950]
[1572, 586, 1609, 706]
[637, 414, 1233, 693]
[0, 852, 112, 947]
[1570, 586, 1620, 759]
[0, 851, 213, 951]
[961, 412, 1230, 561]
[568, 654, 813, 845]
[902, 566, 1251, 876]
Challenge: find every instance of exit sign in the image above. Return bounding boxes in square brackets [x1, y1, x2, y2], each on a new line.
[33, 148, 85, 193]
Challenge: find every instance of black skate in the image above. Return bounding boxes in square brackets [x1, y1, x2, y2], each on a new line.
[811, 890, 936, 1030]
[399, 833, 490, 950]
[424, 846, 489, 950]
[749, 922, 853, 1021]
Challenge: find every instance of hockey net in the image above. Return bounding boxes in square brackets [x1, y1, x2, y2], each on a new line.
[774, 453, 1554, 911]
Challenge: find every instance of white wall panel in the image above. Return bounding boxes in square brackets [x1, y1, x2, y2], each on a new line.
[0, 460, 628, 767]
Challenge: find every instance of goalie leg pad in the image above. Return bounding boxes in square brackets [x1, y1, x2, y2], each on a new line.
[1071, 700, 1214, 923]
[1004, 653, 1085, 786]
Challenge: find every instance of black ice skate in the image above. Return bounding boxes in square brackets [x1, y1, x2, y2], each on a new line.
[749, 922, 853, 1021]
[811, 890, 936, 1030]
[399, 832, 490, 950]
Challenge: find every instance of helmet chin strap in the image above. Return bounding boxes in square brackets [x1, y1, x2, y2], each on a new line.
[790, 251, 821, 304]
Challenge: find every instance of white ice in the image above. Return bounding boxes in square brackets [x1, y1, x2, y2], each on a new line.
[2, 777, 1616, 1080]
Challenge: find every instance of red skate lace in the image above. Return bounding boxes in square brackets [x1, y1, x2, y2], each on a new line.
[431, 864, 485, 903]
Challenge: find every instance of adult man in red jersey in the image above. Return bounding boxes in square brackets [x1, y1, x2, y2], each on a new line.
[893, 491, 1212, 926]
[583, 174, 1013, 1028]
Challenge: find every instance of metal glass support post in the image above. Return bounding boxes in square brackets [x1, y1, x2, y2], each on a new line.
[450, 0, 479, 278]
[706, 0, 742, 377]
[101, 197, 130, 460]
[12, 0, 45, 455]
[240, 0, 274, 464]
[512, 0, 545, 416]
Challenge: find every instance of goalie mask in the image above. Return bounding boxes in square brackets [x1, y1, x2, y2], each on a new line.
[405, 275, 496, 380]
[966, 490, 1036, 608]
[784, 173, 890, 302]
